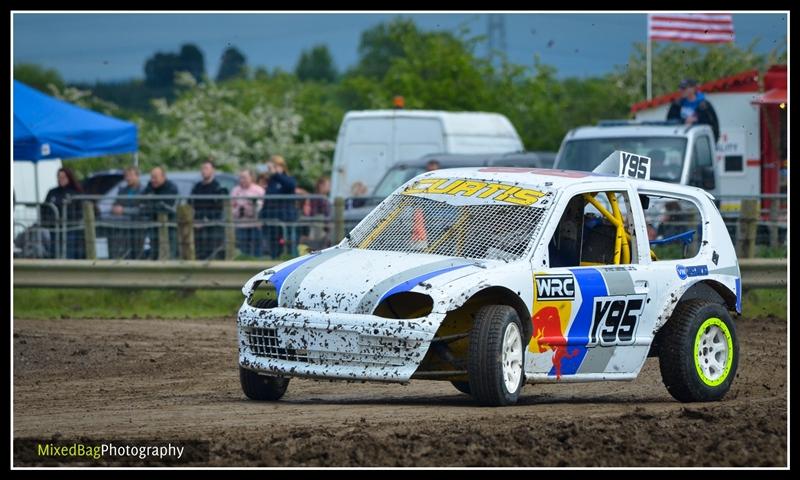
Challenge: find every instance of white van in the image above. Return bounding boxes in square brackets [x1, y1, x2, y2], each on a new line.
[553, 121, 718, 196]
[330, 110, 524, 199]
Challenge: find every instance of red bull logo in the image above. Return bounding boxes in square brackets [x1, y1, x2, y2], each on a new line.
[530, 306, 579, 379]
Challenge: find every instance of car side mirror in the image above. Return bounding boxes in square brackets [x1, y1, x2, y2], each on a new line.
[639, 194, 650, 210]
[701, 166, 716, 190]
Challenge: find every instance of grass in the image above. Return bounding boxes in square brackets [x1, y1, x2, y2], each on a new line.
[742, 288, 788, 320]
[754, 245, 788, 259]
[13, 288, 249, 319]
[13, 286, 786, 321]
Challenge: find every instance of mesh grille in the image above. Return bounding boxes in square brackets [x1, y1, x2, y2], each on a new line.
[245, 327, 310, 362]
[347, 194, 549, 261]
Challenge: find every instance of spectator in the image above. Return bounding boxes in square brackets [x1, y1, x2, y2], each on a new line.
[231, 169, 265, 257]
[140, 166, 179, 259]
[189, 160, 229, 260]
[41, 167, 85, 259]
[110, 166, 144, 258]
[298, 176, 333, 255]
[425, 159, 441, 171]
[667, 78, 720, 142]
[347, 181, 369, 209]
[303, 176, 331, 217]
[256, 172, 269, 190]
[112, 166, 143, 218]
[259, 155, 298, 259]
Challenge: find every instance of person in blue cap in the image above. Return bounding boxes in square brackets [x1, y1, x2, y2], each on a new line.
[667, 78, 720, 142]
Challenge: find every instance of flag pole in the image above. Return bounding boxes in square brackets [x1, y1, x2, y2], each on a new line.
[646, 14, 652, 101]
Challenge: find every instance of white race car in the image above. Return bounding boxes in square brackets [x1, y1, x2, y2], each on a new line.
[238, 151, 741, 406]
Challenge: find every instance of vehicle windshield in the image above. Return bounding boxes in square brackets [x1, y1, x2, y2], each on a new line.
[559, 137, 687, 183]
[373, 166, 425, 197]
[347, 193, 549, 261]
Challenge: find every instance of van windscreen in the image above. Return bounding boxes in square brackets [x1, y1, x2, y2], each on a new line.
[560, 137, 687, 183]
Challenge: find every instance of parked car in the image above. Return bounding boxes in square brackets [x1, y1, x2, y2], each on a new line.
[82, 169, 125, 195]
[237, 150, 740, 406]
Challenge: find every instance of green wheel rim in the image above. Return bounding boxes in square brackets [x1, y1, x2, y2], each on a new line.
[694, 317, 734, 387]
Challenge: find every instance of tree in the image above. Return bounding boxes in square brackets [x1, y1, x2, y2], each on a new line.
[14, 64, 64, 91]
[141, 72, 334, 180]
[352, 18, 419, 79]
[217, 47, 247, 82]
[295, 45, 338, 83]
[144, 43, 205, 88]
[612, 38, 786, 104]
[179, 44, 206, 82]
[381, 30, 494, 110]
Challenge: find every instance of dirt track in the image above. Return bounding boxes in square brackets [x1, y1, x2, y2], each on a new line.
[13, 314, 787, 467]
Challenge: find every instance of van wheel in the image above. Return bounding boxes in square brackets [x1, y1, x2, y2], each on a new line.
[658, 299, 738, 402]
[467, 305, 526, 406]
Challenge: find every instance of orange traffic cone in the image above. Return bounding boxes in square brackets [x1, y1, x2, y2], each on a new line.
[411, 208, 428, 250]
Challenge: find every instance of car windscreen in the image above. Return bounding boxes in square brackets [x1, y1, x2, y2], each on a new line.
[347, 193, 549, 261]
[559, 137, 687, 183]
[373, 167, 425, 197]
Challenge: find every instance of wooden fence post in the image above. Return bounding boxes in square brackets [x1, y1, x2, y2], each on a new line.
[224, 199, 235, 260]
[82, 201, 96, 260]
[333, 197, 345, 243]
[177, 204, 195, 260]
[737, 199, 759, 258]
[158, 212, 169, 260]
[769, 200, 780, 248]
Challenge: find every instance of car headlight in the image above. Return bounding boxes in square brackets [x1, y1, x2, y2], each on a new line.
[246, 280, 278, 308]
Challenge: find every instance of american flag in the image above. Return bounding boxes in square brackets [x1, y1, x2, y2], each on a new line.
[648, 13, 735, 43]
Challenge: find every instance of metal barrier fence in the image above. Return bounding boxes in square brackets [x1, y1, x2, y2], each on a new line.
[13, 193, 787, 261]
[13, 258, 786, 290]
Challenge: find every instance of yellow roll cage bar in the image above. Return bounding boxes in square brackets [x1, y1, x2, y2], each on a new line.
[581, 192, 657, 264]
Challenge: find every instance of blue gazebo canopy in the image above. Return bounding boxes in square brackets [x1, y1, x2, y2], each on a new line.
[13, 80, 138, 162]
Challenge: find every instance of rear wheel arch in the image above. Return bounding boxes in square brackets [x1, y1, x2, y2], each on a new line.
[679, 280, 737, 312]
[659, 280, 737, 329]
[652, 280, 737, 356]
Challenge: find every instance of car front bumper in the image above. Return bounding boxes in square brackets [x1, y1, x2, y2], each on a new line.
[237, 303, 446, 382]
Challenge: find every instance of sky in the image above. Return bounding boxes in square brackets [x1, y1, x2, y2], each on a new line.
[12, 12, 788, 83]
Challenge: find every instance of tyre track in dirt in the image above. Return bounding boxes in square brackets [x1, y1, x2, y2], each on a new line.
[13, 315, 787, 466]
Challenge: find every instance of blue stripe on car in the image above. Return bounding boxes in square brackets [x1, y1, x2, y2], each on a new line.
[268, 254, 318, 295]
[550, 268, 608, 377]
[377, 264, 473, 304]
[735, 277, 742, 314]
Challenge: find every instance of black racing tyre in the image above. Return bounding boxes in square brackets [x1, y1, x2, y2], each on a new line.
[658, 299, 738, 402]
[241, 297, 288, 401]
[467, 305, 526, 406]
[240, 367, 290, 401]
[450, 381, 471, 395]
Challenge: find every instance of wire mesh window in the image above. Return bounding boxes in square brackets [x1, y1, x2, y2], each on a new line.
[347, 194, 549, 261]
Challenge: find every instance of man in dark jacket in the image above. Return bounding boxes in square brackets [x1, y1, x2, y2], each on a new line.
[190, 160, 229, 260]
[140, 166, 179, 259]
[259, 155, 298, 258]
[666, 78, 720, 142]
